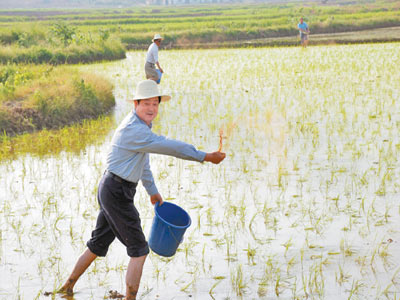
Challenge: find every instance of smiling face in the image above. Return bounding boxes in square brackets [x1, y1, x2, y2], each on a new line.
[134, 97, 160, 126]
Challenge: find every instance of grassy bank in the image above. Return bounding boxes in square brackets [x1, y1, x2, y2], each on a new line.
[0, 22, 126, 64]
[0, 41, 126, 65]
[0, 64, 115, 136]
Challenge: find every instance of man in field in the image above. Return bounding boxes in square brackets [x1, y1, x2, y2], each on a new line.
[59, 80, 226, 300]
[298, 17, 310, 48]
[145, 33, 164, 84]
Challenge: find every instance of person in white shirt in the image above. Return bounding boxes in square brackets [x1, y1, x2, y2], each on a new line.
[145, 34, 164, 83]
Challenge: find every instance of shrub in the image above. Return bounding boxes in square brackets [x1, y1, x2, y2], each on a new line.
[50, 22, 77, 47]
[34, 48, 53, 64]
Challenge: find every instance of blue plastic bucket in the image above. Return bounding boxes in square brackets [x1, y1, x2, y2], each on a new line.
[156, 69, 162, 84]
[148, 201, 191, 257]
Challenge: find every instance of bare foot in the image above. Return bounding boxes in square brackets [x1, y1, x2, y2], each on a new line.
[125, 290, 138, 300]
[58, 287, 73, 295]
[43, 288, 74, 299]
[108, 290, 124, 299]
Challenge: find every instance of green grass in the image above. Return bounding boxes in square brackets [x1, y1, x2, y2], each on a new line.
[0, 21, 126, 64]
[0, 40, 126, 64]
[0, 64, 115, 136]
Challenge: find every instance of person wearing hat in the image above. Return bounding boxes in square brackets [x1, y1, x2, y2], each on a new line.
[59, 80, 226, 300]
[145, 33, 164, 83]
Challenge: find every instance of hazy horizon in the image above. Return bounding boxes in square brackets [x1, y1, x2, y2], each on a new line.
[1, 0, 303, 10]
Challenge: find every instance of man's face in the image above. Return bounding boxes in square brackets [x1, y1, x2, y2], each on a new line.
[154, 39, 162, 46]
[300, 18, 303, 23]
[134, 97, 160, 126]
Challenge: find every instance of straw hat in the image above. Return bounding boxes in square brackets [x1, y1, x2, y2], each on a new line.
[152, 33, 163, 42]
[129, 80, 171, 102]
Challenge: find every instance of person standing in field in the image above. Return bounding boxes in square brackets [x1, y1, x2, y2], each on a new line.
[59, 80, 226, 300]
[145, 33, 164, 84]
[298, 17, 310, 48]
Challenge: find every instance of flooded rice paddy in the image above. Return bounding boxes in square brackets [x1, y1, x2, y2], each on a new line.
[1, 43, 400, 299]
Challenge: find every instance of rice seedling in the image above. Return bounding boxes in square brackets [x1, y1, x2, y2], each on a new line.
[231, 264, 247, 297]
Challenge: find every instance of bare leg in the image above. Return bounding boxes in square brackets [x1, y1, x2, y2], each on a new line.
[125, 255, 147, 300]
[59, 248, 97, 295]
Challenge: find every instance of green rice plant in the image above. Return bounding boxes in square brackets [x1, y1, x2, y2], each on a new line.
[336, 264, 350, 286]
[282, 238, 294, 258]
[340, 238, 355, 257]
[209, 276, 225, 299]
[231, 264, 247, 297]
[243, 244, 256, 266]
[347, 279, 363, 300]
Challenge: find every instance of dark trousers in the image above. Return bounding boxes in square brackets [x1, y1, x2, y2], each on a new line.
[87, 171, 149, 257]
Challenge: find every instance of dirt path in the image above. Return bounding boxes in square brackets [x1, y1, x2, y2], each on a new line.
[159, 26, 400, 49]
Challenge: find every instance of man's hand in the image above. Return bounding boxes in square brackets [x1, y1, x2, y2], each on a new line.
[204, 152, 226, 164]
[159, 67, 164, 73]
[150, 193, 163, 206]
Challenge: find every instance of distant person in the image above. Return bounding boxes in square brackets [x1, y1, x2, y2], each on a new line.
[59, 80, 226, 300]
[298, 17, 310, 47]
[145, 34, 164, 84]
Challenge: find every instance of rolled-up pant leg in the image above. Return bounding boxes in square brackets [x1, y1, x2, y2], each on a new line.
[87, 174, 149, 257]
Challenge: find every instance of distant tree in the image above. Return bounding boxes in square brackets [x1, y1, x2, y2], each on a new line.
[51, 22, 76, 46]
[99, 28, 110, 42]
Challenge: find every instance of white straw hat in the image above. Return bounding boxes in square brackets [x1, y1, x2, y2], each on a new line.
[129, 80, 171, 102]
[152, 33, 163, 41]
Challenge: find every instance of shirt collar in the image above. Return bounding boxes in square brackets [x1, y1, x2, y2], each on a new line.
[134, 111, 152, 128]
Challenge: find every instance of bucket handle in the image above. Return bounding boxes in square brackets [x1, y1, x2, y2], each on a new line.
[168, 225, 184, 245]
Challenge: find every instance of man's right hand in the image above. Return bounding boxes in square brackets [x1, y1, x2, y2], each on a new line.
[150, 193, 163, 206]
[204, 152, 226, 164]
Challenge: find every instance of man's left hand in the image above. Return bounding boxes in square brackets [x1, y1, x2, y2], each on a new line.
[150, 193, 163, 206]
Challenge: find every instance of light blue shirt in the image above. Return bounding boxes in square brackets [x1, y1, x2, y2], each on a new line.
[106, 111, 206, 196]
[298, 22, 309, 33]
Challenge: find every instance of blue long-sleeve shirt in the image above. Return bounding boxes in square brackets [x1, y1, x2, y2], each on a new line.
[298, 22, 309, 33]
[106, 111, 206, 196]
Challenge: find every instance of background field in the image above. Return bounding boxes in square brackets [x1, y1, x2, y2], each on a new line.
[1, 43, 400, 299]
[1, 0, 400, 57]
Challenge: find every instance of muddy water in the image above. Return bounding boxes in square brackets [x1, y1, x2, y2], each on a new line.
[1, 44, 400, 299]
